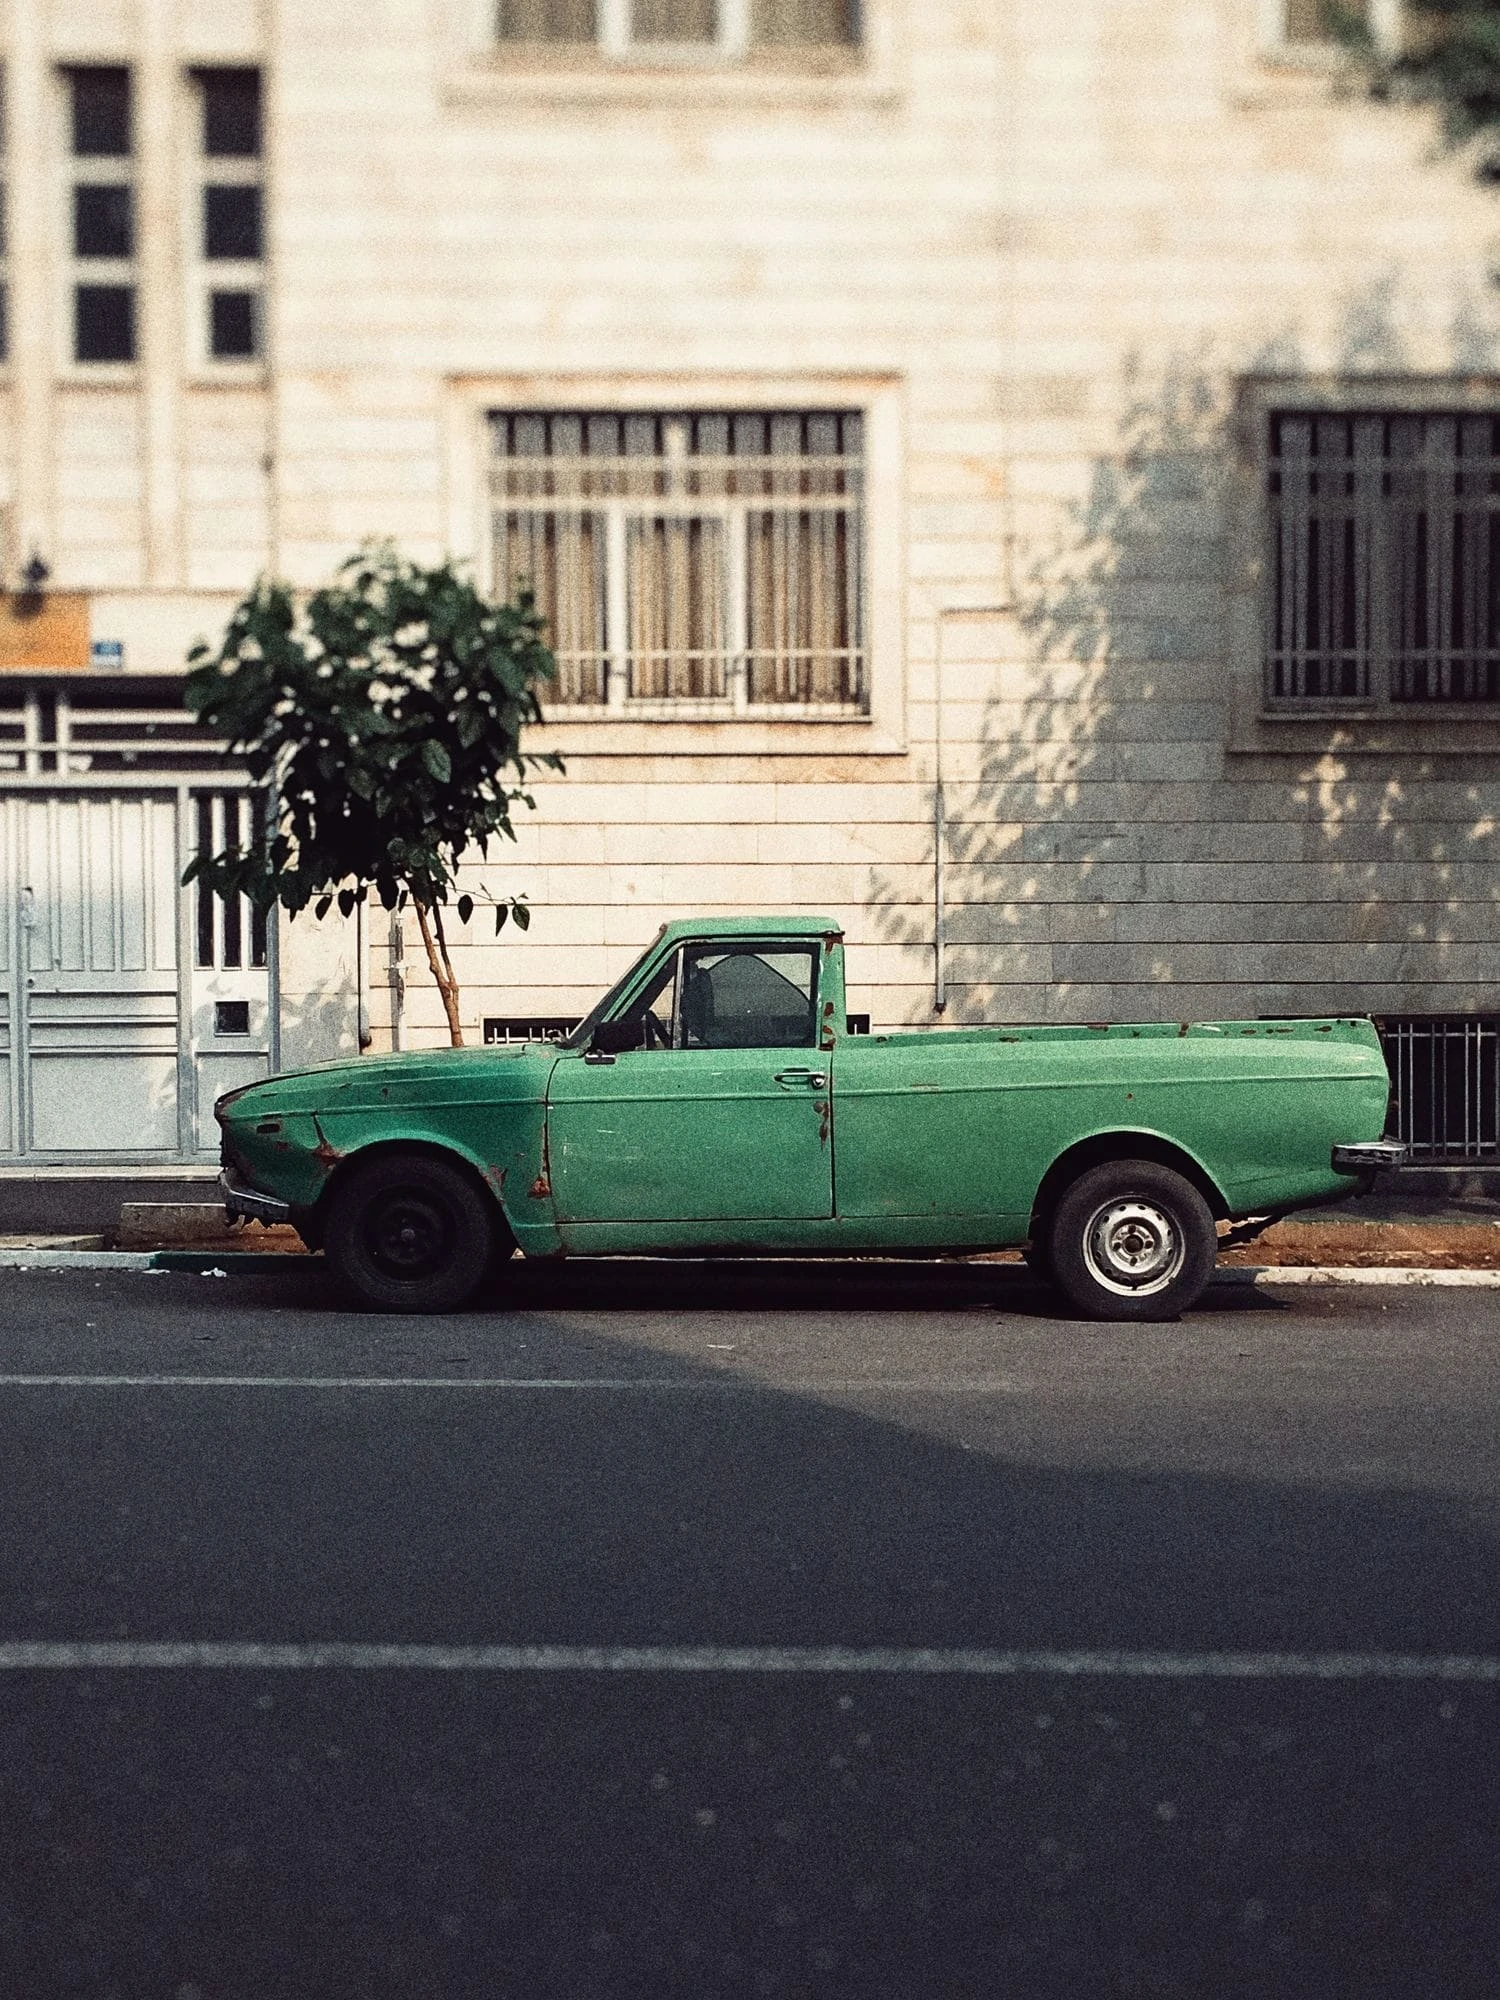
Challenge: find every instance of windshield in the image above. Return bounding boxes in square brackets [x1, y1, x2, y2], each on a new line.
[558, 934, 665, 1050]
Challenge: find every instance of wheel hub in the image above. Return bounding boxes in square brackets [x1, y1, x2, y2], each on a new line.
[1082, 1198, 1184, 1298]
[367, 1193, 450, 1279]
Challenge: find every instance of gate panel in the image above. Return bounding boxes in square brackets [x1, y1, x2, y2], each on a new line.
[20, 795, 181, 1155]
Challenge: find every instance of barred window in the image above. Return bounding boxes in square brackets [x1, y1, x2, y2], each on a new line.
[1266, 411, 1500, 706]
[490, 411, 865, 710]
[496, 0, 859, 51]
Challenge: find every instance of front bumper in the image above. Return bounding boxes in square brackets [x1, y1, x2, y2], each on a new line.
[1331, 1139, 1409, 1173]
[220, 1169, 294, 1226]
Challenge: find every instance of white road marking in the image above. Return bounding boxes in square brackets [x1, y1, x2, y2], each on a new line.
[0, 1373, 1037, 1394]
[0, 1642, 1496, 1680]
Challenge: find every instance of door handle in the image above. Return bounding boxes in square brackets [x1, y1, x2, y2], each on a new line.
[775, 1067, 827, 1088]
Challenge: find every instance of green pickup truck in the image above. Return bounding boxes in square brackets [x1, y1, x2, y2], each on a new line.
[218, 914, 1401, 1320]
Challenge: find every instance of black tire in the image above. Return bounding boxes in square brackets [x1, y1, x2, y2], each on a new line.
[1046, 1158, 1216, 1322]
[325, 1152, 498, 1313]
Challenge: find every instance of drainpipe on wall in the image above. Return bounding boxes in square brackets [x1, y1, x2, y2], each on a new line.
[356, 895, 371, 1051]
[934, 612, 948, 1015]
[388, 910, 405, 1052]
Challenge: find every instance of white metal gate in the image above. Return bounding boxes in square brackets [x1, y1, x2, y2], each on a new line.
[0, 789, 273, 1162]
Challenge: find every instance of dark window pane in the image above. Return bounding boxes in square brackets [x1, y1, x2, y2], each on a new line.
[204, 184, 262, 260]
[75, 284, 135, 363]
[200, 69, 262, 157]
[497, 0, 596, 37]
[633, 0, 714, 39]
[69, 69, 131, 157]
[751, 0, 858, 43]
[209, 289, 258, 359]
[73, 183, 134, 259]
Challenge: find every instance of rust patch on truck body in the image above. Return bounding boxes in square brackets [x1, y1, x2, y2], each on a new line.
[527, 1126, 552, 1200]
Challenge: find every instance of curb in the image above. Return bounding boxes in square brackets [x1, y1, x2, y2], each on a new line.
[1211, 1265, 1500, 1290]
[0, 1249, 1497, 1289]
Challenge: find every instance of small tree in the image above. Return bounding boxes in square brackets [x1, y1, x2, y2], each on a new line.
[184, 543, 561, 1047]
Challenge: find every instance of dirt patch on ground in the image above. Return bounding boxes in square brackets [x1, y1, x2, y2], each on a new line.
[1217, 1221, 1500, 1269]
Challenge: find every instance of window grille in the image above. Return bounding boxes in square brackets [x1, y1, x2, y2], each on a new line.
[1267, 412, 1500, 705]
[490, 410, 865, 710]
[483, 1017, 576, 1044]
[483, 1011, 872, 1042]
[1378, 1017, 1500, 1161]
[497, 0, 858, 47]
[194, 792, 269, 972]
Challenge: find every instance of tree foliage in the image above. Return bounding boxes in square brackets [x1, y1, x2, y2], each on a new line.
[184, 544, 561, 1046]
[1342, 2, 1500, 176]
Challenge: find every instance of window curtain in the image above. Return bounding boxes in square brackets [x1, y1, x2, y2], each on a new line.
[751, 0, 857, 46]
[747, 508, 858, 702]
[495, 511, 608, 703]
[633, 0, 716, 40]
[497, 0, 596, 40]
[627, 517, 727, 698]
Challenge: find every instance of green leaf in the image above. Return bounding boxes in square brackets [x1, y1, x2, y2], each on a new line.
[511, 901, 531, 932]
[457, 895, 474, 925]
[494, 905, 508, 934]
[421, 740, 452, 785]
[315, 894, 333, 920]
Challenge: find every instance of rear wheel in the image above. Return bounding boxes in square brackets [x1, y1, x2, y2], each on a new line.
[325, 1152, 498, 1313]
[1046, 1159, 1216, 1322]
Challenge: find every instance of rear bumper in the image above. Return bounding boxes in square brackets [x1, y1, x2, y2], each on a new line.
[1331, 1139, 1409, 1173]
[220, 1169, 294, 1226]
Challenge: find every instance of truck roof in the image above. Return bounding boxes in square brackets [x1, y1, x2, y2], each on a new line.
[655, 915, 843, 944]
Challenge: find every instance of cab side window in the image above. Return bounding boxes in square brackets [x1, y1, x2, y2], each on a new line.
[680, 947, 817, 1050]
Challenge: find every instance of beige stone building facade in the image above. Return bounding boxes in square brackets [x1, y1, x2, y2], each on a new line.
[1, 0, 1498, 1166]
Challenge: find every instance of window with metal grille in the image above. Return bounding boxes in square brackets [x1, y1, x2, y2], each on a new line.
[1377, 1017, 1500, 1161]
[194, 794, 268, 971]
[483, 1017, 577, 1044]
[491, 410, 865, 710]
[1266, 411, 1500, 705]
[484, 1011, 871, 1042]
[496, 0, 858, 51]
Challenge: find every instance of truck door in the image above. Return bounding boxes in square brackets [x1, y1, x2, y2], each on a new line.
[546, 940, 833, 1228]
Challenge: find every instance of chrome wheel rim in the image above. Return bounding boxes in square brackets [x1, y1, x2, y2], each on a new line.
[1082, 1198, 1185, 1299]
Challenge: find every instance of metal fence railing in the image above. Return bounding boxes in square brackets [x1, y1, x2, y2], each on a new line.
[1377, 1017, 1500, 1163]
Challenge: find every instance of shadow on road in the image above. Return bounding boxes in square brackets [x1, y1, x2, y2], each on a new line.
[0, 1268, 1494, 1998]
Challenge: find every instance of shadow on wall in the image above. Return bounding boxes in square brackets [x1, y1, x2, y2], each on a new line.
[870, 300, 1500, 1028]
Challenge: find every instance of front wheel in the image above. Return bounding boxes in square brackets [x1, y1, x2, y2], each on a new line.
[325, 1153, 498, 1313]
[1046, 1159, 1216, 1322]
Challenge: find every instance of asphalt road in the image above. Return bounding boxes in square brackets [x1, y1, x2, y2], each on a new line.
[0, 1261, 1497, 1999]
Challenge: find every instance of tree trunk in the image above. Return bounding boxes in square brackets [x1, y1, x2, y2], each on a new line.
[414, 900, 465, 1047]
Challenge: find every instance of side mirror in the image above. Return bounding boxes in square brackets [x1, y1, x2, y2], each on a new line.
[591, 1017, 640, 1056]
